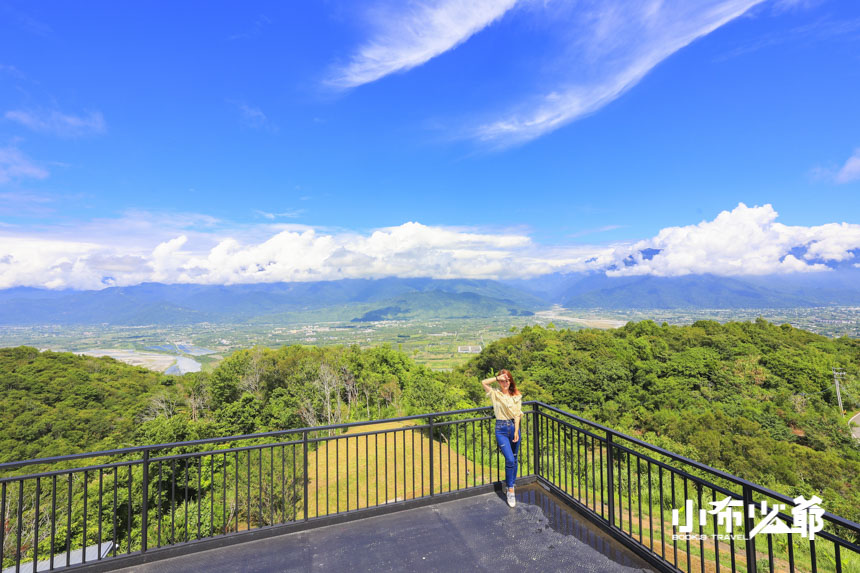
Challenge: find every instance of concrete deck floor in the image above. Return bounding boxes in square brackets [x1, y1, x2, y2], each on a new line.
[117, 484, 656, 573]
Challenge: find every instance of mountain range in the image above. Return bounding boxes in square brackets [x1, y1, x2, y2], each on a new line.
[0, 270, 857, 325]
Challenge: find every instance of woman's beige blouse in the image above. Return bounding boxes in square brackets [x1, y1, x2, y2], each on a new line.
[486, 387, 523, 422]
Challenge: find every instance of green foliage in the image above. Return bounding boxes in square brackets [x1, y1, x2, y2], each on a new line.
[0, 347, 170, 462]
[461, 319, 860, 523]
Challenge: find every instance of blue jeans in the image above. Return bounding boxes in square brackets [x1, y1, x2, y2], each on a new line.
[495, 419, 520, 489]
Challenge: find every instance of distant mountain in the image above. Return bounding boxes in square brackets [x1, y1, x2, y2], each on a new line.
[506, 269, 860, 309]
[560, 275, 816, 309]
[1, 270, 858, 325]
[350, 290, 535, 322]
[0, 279, 548, 325]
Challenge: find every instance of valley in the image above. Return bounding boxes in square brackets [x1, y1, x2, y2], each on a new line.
[1, 306, 858, 374]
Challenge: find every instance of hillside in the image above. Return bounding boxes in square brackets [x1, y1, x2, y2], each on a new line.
[0, 347, 174, 463]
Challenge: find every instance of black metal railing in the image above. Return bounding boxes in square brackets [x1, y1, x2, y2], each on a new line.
[1, 402, 858, 573]
[0, 405, 534, 572]
[532, 403, 860, 573]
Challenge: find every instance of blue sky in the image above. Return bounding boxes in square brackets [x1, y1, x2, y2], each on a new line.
[1, 0, 859, 289]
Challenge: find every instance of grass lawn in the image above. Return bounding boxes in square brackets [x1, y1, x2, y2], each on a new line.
[305, 420, 505, 518]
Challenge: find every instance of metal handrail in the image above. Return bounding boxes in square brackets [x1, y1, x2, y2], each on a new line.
[0, 405, 500, 472]
[534, 401, 860, 533]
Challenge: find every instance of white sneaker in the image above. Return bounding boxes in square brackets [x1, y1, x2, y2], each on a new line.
[506, 490, 516, 508]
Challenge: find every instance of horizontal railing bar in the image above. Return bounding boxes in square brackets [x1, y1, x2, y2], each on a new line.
[606, 437, 738, 499]
[0, 405, 500, 471]
[150, 440, 302, 463]
[431, 415, 497, 427]
[538, 411, 608, 442]
[764, 511, 860, 553]
[742, 481, 860, 531]
[307, 424, 430, 444]
[0, 459, 140, 484]
[539, 409, 737, 498]
[305, 409, 532, 444]
[1, 409, 538, 482]
[533, 401, 860, 533]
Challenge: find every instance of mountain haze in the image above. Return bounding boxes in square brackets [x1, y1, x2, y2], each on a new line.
[1, 271, 858, 326]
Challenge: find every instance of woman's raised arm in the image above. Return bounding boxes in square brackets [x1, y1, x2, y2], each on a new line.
[481, 374, 499, 393]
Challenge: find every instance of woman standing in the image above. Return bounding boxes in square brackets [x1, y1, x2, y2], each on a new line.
[481, 369, 522, 508]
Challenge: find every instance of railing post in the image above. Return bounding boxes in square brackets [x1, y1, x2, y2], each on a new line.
[532, 404, 540, 477]
[743, 484, 757, 573]
[606, 433, 615, 528]
[303, 431, 309, 521]
[141, 449, 149, 553]
[428, 416, 434, 496]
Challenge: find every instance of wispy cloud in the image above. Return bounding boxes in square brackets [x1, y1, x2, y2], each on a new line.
[4, 109, 107, 137]
[255, 209, 304, 220]
[0, 64, 24, 78]
[235, 102, 278, 132]
[0, 147, 49, 184]
[834, 149, 860, 184]
[771, 0, 824, 14]
[1, 203, 858, 289]
[715, 16, 860, 62]
[228, 14, 271, 41]
[327, 0, 518, 89]
[1, 4, 53, 37]
[810, 148, 860, 184]
[330, 1, 764, 146]
[0, 191, 53, 214]
[473, 0, 765, 146]
[569, 225, 624, 238]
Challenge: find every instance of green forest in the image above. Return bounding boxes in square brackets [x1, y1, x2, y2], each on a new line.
[1, 319, 859, 569]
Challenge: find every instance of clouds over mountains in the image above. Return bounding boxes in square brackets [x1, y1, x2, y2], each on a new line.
[610, 203, 860, 277]
[0, 203, 857, 290]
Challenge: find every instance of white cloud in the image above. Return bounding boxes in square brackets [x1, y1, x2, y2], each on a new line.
[330, 1, 764, 146]
[607, 203, 860, 277]
[474, 0, 765, 146]
[0, 64, 24, 78]
[0, 147, 49, 184]
[255, 209, 304, 220]
[1, 204, 858, 289]
[809, 148, 860, 184]
[569, 224, 624, 238]
[327, 0, 518, 89]
[228, 14, 272, 41]
[834, 149, 860, 184]
[771, 0, 823, 13]
[4, 109, 106, 137]
[236, 103, 278, 132]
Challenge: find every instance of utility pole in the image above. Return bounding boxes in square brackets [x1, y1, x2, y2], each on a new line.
[833, 368, 845, 417]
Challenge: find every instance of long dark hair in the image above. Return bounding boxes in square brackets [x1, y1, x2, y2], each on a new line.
[498, 369, 519, 396]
